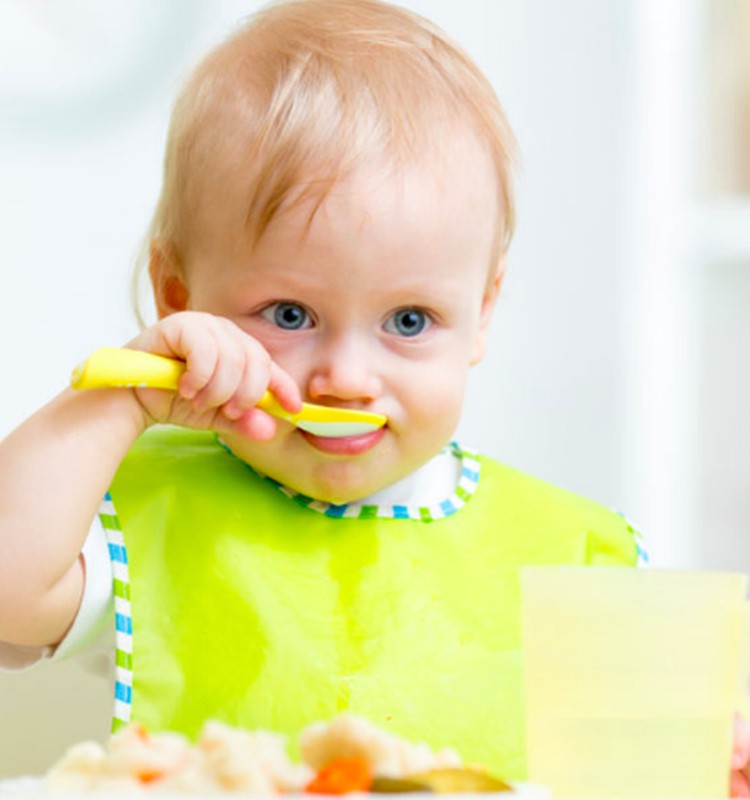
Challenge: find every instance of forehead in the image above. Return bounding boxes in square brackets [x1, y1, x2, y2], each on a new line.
[311, 142, 496, 265]
[193, 129, 499, 273]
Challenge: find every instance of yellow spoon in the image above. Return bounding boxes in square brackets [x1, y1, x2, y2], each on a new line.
[71, 347, 387, 439]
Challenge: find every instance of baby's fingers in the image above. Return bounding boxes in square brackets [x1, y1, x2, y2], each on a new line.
[182, 319, 272, 413]
[731, 768, 750, 798]
[223, 360, 301, 420]
[231, 408, 279, 441]
[730, 714, 750, 798]
[266, 362, 303, 414]
[220, 355, 276, 419]
[189, 348, 264, 413]
[220, 362, 301, 440]
[176, 339, 221, 402]
[734, 714, 750, 770]
[132, 312, 223, 401]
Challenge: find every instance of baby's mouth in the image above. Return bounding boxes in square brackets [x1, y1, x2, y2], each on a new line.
[300, 425, 387, 456]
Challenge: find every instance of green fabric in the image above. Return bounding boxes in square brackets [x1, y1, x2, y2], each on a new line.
[109, 427, 637, 780]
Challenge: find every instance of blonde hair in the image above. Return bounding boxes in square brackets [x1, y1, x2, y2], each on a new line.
[133, 0, 517, 325]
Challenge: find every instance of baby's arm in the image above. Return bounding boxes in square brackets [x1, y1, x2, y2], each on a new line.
[0, 311, 300, 650]
[0, 386, 144, 649]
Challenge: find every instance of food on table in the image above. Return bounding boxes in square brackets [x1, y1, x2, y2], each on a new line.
[305, 756, 373, 795]
[386, 770, 511, 793]
[44, 714, 512, 794]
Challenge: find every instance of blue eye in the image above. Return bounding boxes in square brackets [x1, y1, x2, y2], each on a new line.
[261, 302, 313, 330]
[384, 308, 431, 337]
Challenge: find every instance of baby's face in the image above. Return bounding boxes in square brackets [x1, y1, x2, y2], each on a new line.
[179, 139, 501, 502]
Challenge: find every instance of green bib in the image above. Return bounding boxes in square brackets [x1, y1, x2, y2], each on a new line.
[104, 427, 638, 779]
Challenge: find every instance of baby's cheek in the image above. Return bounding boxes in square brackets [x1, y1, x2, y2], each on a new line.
[410, 377, 465, 435]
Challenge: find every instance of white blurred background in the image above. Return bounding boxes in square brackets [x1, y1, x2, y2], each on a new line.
[1, 0, 749, 778]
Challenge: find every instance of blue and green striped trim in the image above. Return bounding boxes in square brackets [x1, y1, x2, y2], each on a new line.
[229, 440, 481, 521]
[98, 493, 133, 733]
[615, 511, 649, 565]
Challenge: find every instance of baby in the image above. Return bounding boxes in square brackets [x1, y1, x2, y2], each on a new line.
[0, 0, 665, 784]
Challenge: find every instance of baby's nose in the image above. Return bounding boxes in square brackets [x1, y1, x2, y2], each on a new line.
[306, 336, 382, 403]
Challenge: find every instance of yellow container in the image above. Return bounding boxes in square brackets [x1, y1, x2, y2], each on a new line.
[521, 567, 749, 799]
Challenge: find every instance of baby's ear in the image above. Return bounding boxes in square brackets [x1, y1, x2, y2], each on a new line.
[470, 259, 505, 365]
[149, 242, 189, 318]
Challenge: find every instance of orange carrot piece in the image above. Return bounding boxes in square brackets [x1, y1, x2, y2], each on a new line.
[306, 757, 373, 795]
[131, 723, 150, 741]
[136, 769, 164, 784]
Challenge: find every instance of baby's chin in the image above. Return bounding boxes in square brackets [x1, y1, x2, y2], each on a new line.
[286, 468, 397, 506]
[290, 479, 378, 506]
[223, 430, 428, 505]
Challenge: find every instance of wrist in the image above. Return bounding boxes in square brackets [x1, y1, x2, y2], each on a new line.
[58, 384, 151, 441]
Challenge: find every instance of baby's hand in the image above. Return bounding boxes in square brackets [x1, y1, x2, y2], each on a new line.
[126, 311, 301, 439]
[731, 713, 750, 797]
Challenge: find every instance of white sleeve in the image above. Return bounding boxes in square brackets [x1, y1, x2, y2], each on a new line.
[0, 515, 114, 676]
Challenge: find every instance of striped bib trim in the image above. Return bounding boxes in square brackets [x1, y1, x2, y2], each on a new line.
[98, 493, 133, 732]
[219, 439, 481, 521]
